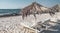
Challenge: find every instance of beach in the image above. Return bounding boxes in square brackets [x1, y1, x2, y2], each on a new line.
[0, 12, 60, 33]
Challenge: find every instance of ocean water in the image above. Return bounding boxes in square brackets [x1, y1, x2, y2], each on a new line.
[0, 9, 21, 15]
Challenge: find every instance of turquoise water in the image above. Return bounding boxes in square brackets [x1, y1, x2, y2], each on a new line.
[0, 9, 21, 14]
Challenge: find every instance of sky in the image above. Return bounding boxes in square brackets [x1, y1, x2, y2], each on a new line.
[0, 0, 60, 9]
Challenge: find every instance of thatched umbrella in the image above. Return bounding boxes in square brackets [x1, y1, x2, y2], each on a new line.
[20, 2, 43, 19]
[48, 4, 60, 16]
[51, 4, 60, 12]
[20, 2, 55, 19]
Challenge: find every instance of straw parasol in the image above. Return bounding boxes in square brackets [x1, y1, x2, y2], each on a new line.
[51, 4, 60, 12]
[20, 2, 55, 19]
[20, 2, 43, 19]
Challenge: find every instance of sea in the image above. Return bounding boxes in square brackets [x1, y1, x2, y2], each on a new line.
[0, 9, 21, 15]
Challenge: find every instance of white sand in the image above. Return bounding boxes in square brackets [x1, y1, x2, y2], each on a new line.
[0, 12, 60, 33]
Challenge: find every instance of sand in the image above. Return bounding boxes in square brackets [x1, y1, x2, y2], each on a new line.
[0, 12, 60, 33]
